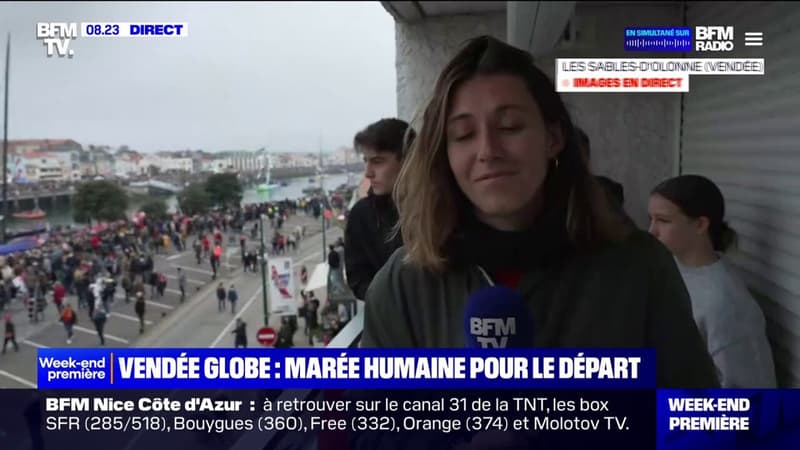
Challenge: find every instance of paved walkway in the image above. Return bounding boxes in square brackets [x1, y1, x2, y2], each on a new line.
[137, 225, 342, 350]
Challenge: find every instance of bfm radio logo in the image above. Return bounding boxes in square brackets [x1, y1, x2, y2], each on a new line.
[695, 26, 734, 52]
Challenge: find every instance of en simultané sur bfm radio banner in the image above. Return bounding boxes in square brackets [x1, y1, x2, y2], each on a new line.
[7, 348, 795, 450]
[556, 25, 765, 93]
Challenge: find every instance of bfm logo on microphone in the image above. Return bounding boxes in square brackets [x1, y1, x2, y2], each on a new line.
[469, 317, 516, 348]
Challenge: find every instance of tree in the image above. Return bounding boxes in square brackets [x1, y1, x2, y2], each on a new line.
[140, 199, 168, 221]
[73, 180, 129, 224]
[178, 182, 211, 216]
[147, 165, 161, 177]
[204, 173, 242, 208]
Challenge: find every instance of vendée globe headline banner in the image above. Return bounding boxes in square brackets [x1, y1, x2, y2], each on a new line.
[36, 348, 654, 389]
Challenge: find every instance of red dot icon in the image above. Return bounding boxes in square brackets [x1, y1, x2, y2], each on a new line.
[562, 79, 570, 87]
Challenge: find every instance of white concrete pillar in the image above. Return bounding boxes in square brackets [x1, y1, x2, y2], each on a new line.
[394, 13, 506, 122]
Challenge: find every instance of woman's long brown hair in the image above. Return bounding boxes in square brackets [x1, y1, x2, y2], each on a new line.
[393, 36, 631, 272]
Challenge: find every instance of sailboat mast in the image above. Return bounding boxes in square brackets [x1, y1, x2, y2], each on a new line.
[265, 150, 271, 185]
[2, 34, 10, 243]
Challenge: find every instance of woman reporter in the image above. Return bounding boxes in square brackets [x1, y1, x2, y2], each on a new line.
[360, 35, 718, 389]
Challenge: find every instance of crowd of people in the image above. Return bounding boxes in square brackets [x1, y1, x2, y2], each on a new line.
[0, 197, 336, 352]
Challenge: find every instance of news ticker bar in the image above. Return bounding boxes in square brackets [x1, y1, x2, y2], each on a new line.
[6, 389, 797, 450]
[556, 58, 765, 92]
[36, 348, 655, 389]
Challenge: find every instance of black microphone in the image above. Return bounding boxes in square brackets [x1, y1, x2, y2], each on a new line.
[463, 286, 534, 348]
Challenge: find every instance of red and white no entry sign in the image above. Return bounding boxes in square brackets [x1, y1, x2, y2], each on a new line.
[256, 327, 276, 346]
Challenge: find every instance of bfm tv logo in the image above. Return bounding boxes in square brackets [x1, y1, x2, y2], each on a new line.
[695, 26, 734, 52]
[470, 317, 515, 348]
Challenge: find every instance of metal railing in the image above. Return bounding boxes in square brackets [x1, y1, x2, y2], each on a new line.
[230, 299, 364, 450]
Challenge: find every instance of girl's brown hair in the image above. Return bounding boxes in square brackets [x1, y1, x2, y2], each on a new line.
[393, 36, 631, 272]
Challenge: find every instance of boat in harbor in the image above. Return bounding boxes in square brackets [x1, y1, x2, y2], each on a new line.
[256, 152, 280, 193]
[302, 186, 324, 196]
[257, 183, 280, 193]
[5, 225, 48, 240]
[2, 42, 48, 225]
[12, 209, 46, 220]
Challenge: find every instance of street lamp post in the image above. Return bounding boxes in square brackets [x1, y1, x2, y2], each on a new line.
[318, 141, 327, 263]
[321, 184, 327, 263]
[259, 214, 269, 326]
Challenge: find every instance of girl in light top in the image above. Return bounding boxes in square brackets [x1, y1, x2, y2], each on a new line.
[649, 174, 776, 388]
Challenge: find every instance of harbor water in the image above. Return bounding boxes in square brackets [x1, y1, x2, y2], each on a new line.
[6, 173, 353, 231]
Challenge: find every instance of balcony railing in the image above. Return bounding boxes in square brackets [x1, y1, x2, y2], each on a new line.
[230, 299, 364, 450]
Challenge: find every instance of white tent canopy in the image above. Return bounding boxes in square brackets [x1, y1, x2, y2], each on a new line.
[304, 262, 329, 292]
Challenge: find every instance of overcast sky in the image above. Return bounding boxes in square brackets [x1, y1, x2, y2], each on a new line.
[0, 1, 397, 153]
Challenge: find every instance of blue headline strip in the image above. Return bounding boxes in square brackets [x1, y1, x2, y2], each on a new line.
[625, 27, 692, 52]
[36, 348, 655, 389]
